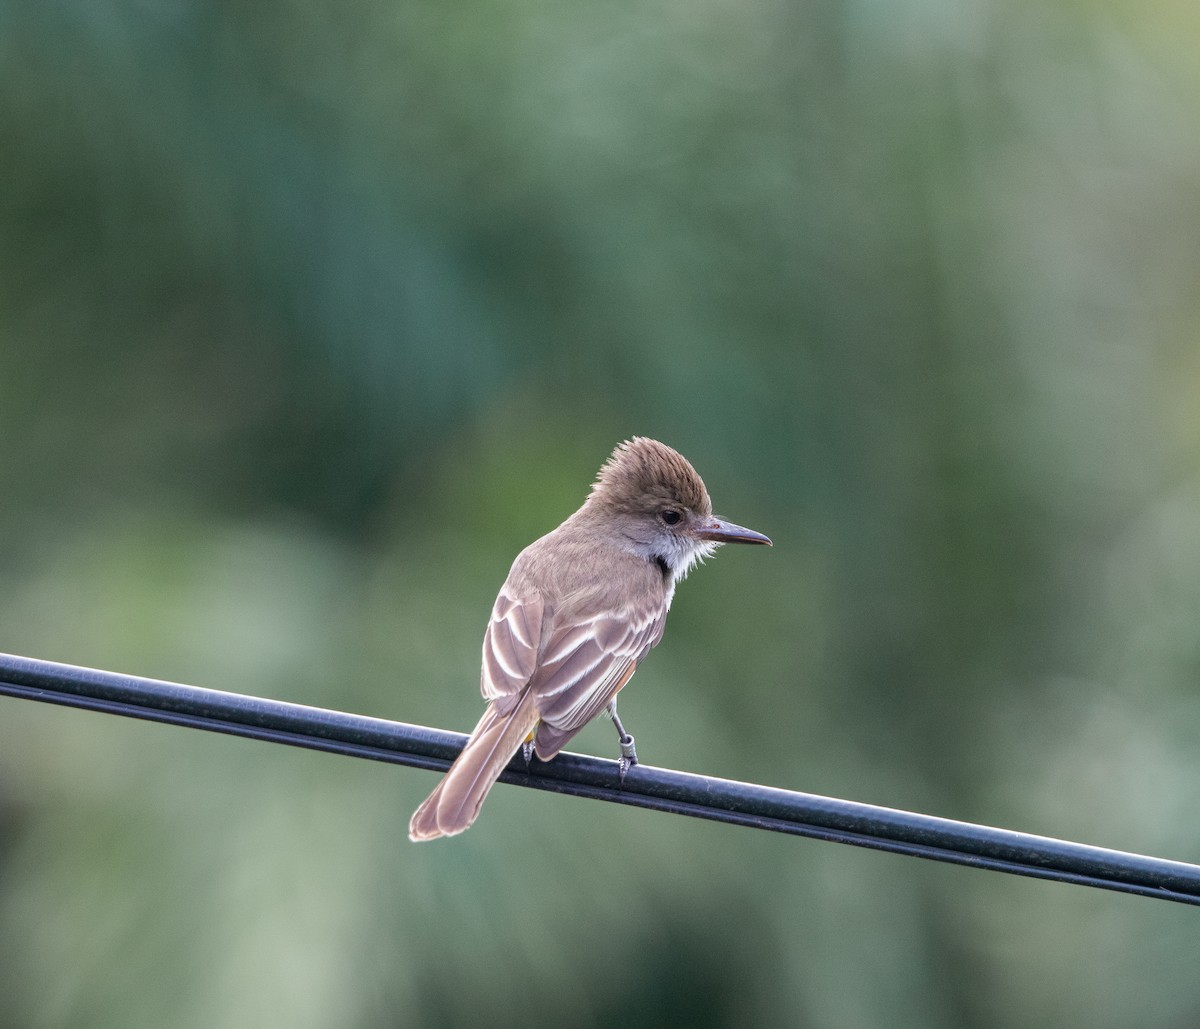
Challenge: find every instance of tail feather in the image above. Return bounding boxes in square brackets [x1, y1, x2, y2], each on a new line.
[408, 692, 540, 841]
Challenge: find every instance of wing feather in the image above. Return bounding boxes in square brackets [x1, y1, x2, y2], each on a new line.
[532, 602, 666, 742]
[480, 587, 544, 700]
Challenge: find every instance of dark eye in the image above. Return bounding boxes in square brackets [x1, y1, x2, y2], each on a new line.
[661, 509, 681, 526]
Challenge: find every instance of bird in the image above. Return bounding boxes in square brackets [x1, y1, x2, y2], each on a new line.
[408, 436, 771, 841]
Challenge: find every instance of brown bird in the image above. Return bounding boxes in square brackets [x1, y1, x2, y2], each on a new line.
[408, 437, 771, 841]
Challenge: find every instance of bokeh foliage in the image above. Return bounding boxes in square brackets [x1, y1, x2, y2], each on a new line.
[2, 0, 1200, 1025]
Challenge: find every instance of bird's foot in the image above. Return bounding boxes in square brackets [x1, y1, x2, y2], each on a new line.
[521, 738, 535, 767]
[617, 733, 638, 781]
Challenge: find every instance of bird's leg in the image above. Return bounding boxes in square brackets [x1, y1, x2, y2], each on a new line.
[521, 733, 535, 768]
[608, 700, 638, 780]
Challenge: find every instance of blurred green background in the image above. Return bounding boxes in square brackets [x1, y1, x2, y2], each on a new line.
[2, 0, 1200, 1025]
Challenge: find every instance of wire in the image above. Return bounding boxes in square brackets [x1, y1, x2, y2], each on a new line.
[0, 650, 1198, 905]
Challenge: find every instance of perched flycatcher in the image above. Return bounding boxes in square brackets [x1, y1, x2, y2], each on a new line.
[408, 437, 770, 841]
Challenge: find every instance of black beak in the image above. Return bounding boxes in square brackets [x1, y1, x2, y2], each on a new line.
[695, 516, 772, 546]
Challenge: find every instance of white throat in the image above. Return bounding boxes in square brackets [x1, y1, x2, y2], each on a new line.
[635, 536, 720, 609]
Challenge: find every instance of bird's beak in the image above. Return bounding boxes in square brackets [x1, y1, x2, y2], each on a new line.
[695, 516, 772, 546]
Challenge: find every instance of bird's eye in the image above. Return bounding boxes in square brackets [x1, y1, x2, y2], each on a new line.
[661, 509, 682, 526]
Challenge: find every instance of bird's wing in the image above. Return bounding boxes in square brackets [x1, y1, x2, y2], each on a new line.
[532, 601, 666, 740]
[480, 585, 545, 707]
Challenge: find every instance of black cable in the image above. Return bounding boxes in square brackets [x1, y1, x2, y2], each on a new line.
[0, 651, 1198, 906]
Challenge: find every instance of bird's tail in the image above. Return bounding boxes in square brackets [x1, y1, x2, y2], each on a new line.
[408, 691, 540, 841]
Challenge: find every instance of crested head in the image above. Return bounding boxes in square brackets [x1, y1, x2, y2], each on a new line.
[577, 438, 770, 593]
[587, 437, 712, 518]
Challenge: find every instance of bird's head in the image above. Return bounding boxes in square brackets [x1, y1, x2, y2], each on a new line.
[584, 437, 771, 581]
